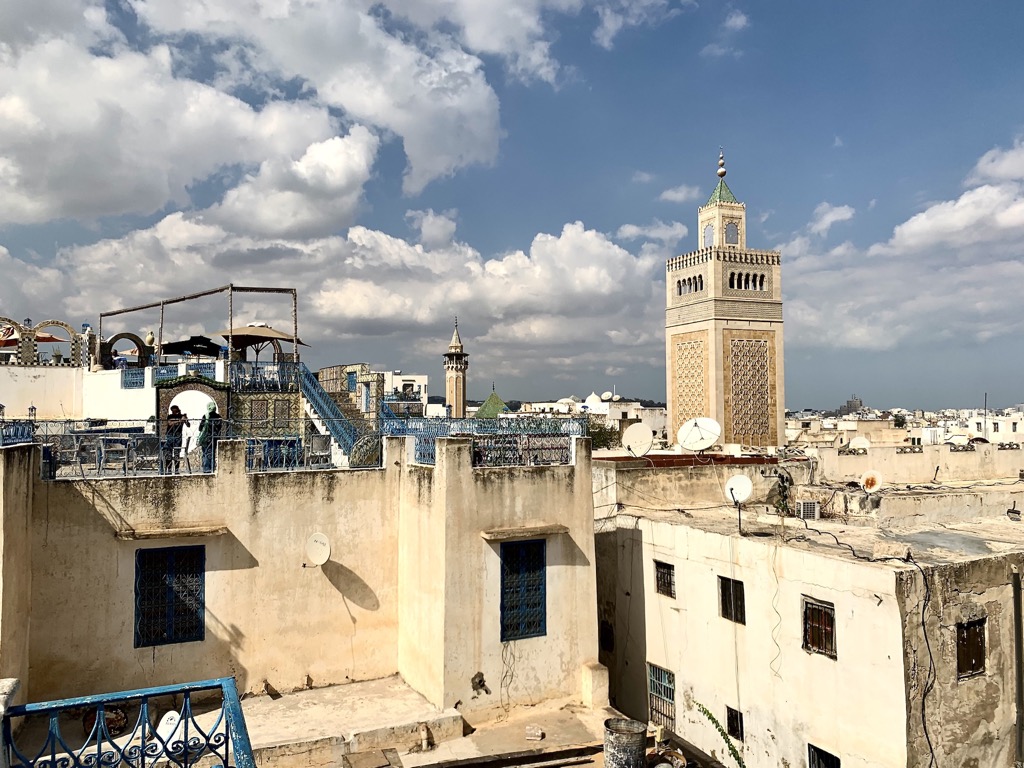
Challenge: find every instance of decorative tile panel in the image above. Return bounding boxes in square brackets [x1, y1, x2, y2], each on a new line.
[722, 329, 778, 445]
[670, 331, 708, 435]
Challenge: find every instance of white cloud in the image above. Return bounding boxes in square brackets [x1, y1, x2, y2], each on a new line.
[659, 184, 701, 203]
[204, 127, 379, 240]
[593, 0, 688, 50]
[969, 136, 1024, 183]
[808, 202, 855, 237]
[722, 10, 749, 31]
[699, 42, 738, 58]
[632, 171, 655, 183]
[615, 219, 688, 246]
[833, 135, 844, 148]
[0, 40, 337, 224]
[406, 209, 459, 250]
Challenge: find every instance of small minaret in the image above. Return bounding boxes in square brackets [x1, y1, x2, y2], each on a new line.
[444, 318, 469, 418]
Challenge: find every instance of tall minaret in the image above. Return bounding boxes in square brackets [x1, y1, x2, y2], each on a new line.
[444, 318, 469, 418]
[664, 151, 785, 446]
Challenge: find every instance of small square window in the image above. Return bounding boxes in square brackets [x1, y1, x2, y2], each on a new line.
[803, 598, 837, 659]
[134, 546, 205, 648]
[957, 618, 986, 679]
[655, 561, 675, 598]
[726, 707, 744, 742]
[808, 744, 840, 768]
[500, 539, 546, 641]
[719, 576, 745, 624]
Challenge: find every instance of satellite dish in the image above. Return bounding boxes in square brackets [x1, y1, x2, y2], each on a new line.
[601, 391, 613, 401]
[305, 532, 331, 566]
[678, 417, 721, 452]
[724, 474, 753, 505]
[155, 710, 181, 744]
[612, 395, 622, 402]
[622, 423, 655, 457]
[860, 471, 883, 494]
[849, 436, 871, 451]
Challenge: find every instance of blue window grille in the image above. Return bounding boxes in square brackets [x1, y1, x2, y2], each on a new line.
[120, 368, 145, 389]
[500, 539, 546, 641]
[135, 546, 205, 648]
[347, 371, 357, 392]
[647, 663, 676, 730]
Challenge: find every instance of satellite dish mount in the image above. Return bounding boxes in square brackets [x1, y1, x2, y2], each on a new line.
[724, 474, 753, 534]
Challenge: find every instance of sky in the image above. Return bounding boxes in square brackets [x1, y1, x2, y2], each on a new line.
[2, 1, 1024, 411]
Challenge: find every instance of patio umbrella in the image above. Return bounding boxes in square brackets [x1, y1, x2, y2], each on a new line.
[213, 325, 307, 362]
[0, 331, 67, 348]
[160, 335, 225, 358]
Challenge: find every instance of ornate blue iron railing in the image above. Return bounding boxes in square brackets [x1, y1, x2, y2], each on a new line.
[186, 362, 216, 379]
[245, 436, 303, 471]
[2, 677, 255, 768]
[471, 435, 572, 467]
[0, 421, 35, 447]
[153, 364, 180, 383]
[229, 362, 299, 393]
[120, 368, 145, 389]
[297, 363, 361, 454]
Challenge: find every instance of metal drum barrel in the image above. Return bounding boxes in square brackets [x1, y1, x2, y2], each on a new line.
[604, 718, 647, 768]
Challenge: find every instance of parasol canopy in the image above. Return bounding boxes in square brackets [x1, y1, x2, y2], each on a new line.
[0, 330, 68, 348]
[213, 324, 307, 349]
[160, 335, 225, 357]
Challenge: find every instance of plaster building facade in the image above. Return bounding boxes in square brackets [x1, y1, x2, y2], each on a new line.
[593, 450, 1024, 768]
[443, 321, 469, 419]
[0, 436, 604, 718]
[665, 153, 785, 447]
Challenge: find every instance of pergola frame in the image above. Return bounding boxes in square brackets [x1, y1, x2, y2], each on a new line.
[97, 284, 299, 362]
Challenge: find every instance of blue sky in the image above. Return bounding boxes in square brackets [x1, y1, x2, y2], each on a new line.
[2, 0, 1024, 410]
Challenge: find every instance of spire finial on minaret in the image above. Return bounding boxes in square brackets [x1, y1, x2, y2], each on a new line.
[454, 315, 458, 328]
[717, 148, 727, 178]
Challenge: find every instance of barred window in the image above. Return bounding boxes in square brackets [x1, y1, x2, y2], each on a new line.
[808, 744, 841, 768]
[500, 540, 546, 641]
[803, 598, 837, 659]
[134, 546, 205, 648]
[655, 560, 675, 598]
[957, 618, 986, 679]
[647, 663, 675, 730]
[719, 576, 745, 624]
[726, 707, 744, 742]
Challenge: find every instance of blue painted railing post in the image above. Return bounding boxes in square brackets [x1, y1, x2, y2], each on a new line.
[223, 677, 255, 768]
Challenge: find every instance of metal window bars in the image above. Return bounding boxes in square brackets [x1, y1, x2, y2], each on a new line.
[646, 663, 676, 730]
[1, 677, 255, 768]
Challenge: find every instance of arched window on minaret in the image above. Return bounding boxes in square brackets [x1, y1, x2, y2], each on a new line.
[725, 221, 739, 245]
[698, 275, 704, 291]
[759, 274, 765, 291]
[744, 273, 750, 290]
[703, 224, 714, 248]
[729, 273, 735, 289]
[686, 278, 693, 293]
[677, 280, 682, 296]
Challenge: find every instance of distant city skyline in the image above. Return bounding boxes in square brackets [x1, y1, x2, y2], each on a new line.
[2, 3, 1024, 411]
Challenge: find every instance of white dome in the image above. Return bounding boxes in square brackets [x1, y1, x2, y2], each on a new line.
[585, 391, 602, 407]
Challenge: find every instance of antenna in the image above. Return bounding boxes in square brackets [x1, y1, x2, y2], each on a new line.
[860, 471, 883, 494]
[678, 417, 721, 452]
[622, 423, 655, 458]
[304, 532, 331, 568]
[725, 474, 753, 534]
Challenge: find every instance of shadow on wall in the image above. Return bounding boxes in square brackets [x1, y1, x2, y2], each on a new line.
[321, 559, 380, 611]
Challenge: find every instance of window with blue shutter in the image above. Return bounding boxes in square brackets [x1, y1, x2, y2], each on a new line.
[500, 540, 546, 641]
[134, 545, 205, 648]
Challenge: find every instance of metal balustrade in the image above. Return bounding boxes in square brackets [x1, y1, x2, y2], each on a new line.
[186, 362, 216, 379]
[296, 363, 362, 453]
[2, 677, 255, 768]
[0, 421, 35, 447]
[120, 368, 145, 389]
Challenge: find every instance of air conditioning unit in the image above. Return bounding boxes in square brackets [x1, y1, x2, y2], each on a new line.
[797, 501, 820, 521]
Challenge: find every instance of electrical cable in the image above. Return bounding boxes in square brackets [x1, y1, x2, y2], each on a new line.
[907, 554, 938, 768]
[498, 640, 517, 721]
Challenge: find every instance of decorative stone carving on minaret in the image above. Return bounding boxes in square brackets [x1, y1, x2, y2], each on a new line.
[443, 318, 469, 419]
[664, 151, 785, 446]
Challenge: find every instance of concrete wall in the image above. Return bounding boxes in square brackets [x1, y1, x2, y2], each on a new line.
[0, 366, 83, 419]
[26, 440, 400, 700]
[608, 514, 909, 768]
[81, 369, 157, 420]
[816, 444, 1024, 484]
[2, 435, 599, 718]
[396, 437, 599, 713]
[0, 447, 34, 702]
[898, 556, 1023, 768]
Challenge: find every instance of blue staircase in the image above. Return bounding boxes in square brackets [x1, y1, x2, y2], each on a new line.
[298, 363, 361, 454]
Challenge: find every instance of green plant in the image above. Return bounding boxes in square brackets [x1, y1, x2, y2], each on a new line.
[586, 415, 619, 450]
[694, 702, 745, 768]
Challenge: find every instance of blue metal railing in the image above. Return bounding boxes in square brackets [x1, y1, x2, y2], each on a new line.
[120, 368, 145, 389]
[297, 363, 360, 453]
[229, 362, 299, 393]
[0, 421, 34, 447]
[2, 676, 255, 768]
[187, 362, 216, 379]
[153, 364, 180, 382]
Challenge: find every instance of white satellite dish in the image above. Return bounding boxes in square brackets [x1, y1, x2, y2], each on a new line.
[849, 436, 871, 451]
[305, 532, 331, 567]
[601, 391, 613, 401]
[678, 417, 721, 452]
[724, 474, 753, 505]
[612, 395, 622, 402]
[860, 471, 883, 494]
[154, 710, 181, 744]
[622, 423, 655, 457]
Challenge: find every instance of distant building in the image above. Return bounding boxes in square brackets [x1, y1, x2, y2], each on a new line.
[443, 320, 469, 418]
[665, 152, 785, 447]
